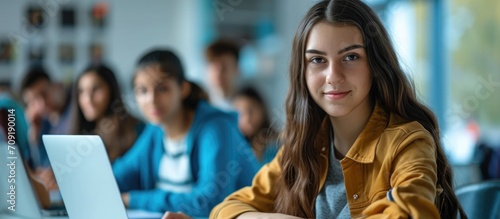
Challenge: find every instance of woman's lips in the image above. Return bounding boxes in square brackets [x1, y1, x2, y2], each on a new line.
[324, 90, 351, 100]
[150, 109, 162, 116]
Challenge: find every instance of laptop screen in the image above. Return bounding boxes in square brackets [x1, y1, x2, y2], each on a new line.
[0, 142, 47, 218]
[43, 135, 129, 219]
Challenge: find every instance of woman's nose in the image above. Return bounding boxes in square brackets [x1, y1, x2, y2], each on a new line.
[326, 63, 345, 85]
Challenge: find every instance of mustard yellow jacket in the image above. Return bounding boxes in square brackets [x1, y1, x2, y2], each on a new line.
[210, 105, 441, 219]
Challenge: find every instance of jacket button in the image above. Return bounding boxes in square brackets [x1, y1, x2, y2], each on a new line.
[353, 194, 359, 200]
[321, 147, 326, 152]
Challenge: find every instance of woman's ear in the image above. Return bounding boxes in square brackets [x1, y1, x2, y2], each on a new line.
[181, 81, 191, 99]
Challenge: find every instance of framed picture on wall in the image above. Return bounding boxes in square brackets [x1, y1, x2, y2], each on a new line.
[89, 43, 104, 64]
[27, 43, 45, 63]
[61, 7, 76, 28]
[59, 43, 74, 64]
[90, 2, 108, 29]
[27, 6, 46, 29]
[0, 40, 14, 63]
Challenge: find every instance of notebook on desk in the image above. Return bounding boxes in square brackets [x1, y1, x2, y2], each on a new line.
[42, 135, 162, 219]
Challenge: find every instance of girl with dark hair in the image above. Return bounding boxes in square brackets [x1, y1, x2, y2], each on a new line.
[73, 64, 144, 163]
[112, 49, 259, 217]
[211, 0, 466, 218]
[233, 86, 279, 166]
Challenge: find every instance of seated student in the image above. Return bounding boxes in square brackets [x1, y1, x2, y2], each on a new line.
[232, 86, 279, 166]
[210, 0, 467, 219]
[0, 83, 51, 209]
[112, 49, 259, 217]
[204, 39, 240, 111]
[20, 65, 74, 190]
[72, 64, 144, 163]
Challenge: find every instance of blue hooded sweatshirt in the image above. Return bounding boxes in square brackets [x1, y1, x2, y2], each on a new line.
[112, 101, 260, 217]
[0, 94, 30, 164]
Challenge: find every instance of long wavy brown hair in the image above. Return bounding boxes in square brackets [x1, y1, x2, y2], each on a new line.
[274, 0, 466, 218]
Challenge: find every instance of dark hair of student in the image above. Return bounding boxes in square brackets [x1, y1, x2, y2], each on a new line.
[204, 39, 240, 62]
[20, 65, 73, 111]
[20, 65, 51, 95]
[274, 0, 466, 218]
[135, 49, 208, 110]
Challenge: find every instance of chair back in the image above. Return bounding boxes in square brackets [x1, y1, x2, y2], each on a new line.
[455, 180, 500, 219]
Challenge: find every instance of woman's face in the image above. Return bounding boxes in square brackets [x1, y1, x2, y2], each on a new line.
[134, 67, 187, 125]
[233, 96, 266, 138]
[78, 72, 111, 121]
[305, 22, 373, 118]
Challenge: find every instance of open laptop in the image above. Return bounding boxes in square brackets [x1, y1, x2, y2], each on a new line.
[42, 135, 163, 219]
[0, 142, 68, 219]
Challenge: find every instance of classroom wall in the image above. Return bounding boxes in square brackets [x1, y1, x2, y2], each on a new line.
[0, 0, 202, 89]
[255, 0, 315, 128]
[0, 0, 317, 124]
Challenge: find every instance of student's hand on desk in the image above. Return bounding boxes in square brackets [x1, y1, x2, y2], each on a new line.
[237, 212, 303, 219]
[34, 167, 58, 191]
[162, 211, 192, 219]
[26, 165, 51, 208]
[121, 193, 130, 208]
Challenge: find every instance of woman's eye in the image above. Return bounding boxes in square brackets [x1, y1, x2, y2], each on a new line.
[310, 57, 325, 64]
[343, 54, 359, 61]
[156, 86, 168, 92]
[134, 87, 148, 95]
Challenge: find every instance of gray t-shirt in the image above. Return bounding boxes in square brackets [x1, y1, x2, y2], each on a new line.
[315, 143, 351, 219]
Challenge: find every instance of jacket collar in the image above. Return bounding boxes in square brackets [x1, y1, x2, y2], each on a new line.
[316, 103, 389, 164]
[345, 103, 388, 163]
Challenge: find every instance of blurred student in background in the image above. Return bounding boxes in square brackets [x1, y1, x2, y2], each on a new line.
[204, 39, 240, 111]
[19, 66, 74, 190]
[72, 64, 144, 163]
[112, 49, 259, 217]
[1, 81, 51, 208]
[233, 86, 279, 166]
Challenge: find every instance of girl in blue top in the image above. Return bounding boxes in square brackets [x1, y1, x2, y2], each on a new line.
[112, 49, 259, 217]
[232, 86, 279, 166]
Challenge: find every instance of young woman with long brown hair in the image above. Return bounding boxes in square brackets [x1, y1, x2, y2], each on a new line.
[73, 64, 144, 163]
[210, 0, 466, 218]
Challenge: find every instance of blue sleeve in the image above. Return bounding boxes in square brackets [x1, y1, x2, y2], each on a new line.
[128, 117, 250, 217]
[135, 121, 146, 136]
[112, 125, 153, 192]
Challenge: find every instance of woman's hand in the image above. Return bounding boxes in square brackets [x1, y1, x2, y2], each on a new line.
[121, 193, 130, 208]
[162, 211, 192, 219]
[237, 212, 303, 219]
[33, 167, 58, 190]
